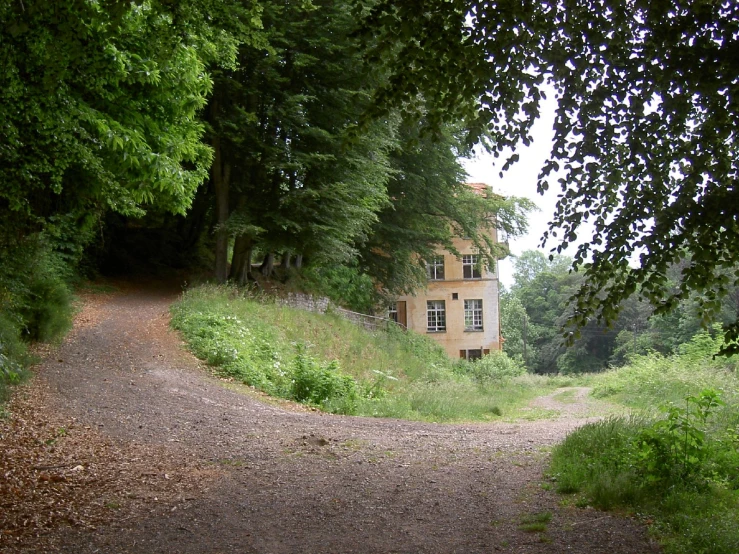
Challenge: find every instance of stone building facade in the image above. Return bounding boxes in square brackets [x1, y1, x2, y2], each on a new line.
[391, 183, 502, 360]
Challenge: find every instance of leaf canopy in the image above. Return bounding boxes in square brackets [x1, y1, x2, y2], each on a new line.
[359, 0, 739, 350]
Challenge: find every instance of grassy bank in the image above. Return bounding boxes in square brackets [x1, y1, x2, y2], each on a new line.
[170, 284, 569, 421]
[550, 332, 739, 554]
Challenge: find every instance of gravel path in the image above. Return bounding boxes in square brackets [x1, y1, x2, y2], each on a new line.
[1, 282, 660, 553]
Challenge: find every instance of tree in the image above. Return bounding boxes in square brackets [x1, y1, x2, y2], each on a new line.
[359, 121, 535, 294]
[0, 0, 261, 361]
[358, 0, 739, 352]
[506, 251, 622, 373]
[207, 0, 394, 284]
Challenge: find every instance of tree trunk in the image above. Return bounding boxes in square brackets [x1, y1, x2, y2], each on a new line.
[230, 235, 253, 285]
[212, 134, 231, 284]
[280, 251, 292, 270]
[295, 254, 303, 269]
[260, 253, 275, 277]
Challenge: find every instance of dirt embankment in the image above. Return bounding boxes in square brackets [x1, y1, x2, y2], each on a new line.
[1, 282, 659, 553]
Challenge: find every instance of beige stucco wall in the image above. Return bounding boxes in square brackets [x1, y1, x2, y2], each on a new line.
[396, 236, 501, 358]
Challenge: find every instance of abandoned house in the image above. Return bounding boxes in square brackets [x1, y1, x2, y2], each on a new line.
[390, 183, 502, 360]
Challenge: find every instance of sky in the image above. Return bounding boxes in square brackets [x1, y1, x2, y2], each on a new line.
[461, 95, 594, 288]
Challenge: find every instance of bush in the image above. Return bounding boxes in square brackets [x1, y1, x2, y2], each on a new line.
[0, 234, 78, 401]
[456, 351, 526, 383]
[550, 389, 739, 553]
[0, 313, 29, 402]
[290, 345, 359, 414]
[301, 262, 380, 314]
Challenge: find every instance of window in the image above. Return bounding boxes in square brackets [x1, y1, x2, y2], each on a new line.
[388, 302, 398, 323]
[462, 254, 481, 279]
[426, 255, 445, 280]
[460, 348, 490, 361]
[464, 299, 483, 331]
[426, 300, 446, 332]
[467, 349, 483, 361]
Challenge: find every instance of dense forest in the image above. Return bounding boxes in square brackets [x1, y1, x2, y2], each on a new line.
[2, 0, 738, 387]
[0, 0, 534, 389]
[502, 250, 739, 374]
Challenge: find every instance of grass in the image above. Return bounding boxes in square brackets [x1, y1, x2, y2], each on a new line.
[169, 284, 567, 421]
[518, 511, 552, 533]
[552, 388, 577, 403]
[550, 333, 739, 554]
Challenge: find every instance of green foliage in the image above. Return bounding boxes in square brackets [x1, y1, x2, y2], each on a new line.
[504, 250, 620, 374]
[301, 262, 380, 314]
[0, 0, 235, 223]
[210, 0, 397, 282]
[591, 328, 739, 410]
[0, 312, 29, 402]
[458, 351, 527, 383]
[171, 284, 563, 421]
[552, 346, 739, 553]
[633, 391, 723, 485]
[360, 0, 739, 355]
[0, 232, 78, 400]
[359, 121, 535, 294]
[290, 345, 359, 414]
[170, 285, 365, 413]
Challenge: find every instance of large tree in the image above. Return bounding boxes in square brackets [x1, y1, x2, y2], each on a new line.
[208, 0, 394, 283]
[358, 0, 739, 351]
[360, 120, 534, 294]
[0, 0, 257, 229]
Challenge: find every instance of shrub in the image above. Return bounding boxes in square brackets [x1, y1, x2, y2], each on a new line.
[290, 345, 359, 414]
[456, 350, 526, 383]
[0, 234, 78, 401]
[550, 388, 739, 554]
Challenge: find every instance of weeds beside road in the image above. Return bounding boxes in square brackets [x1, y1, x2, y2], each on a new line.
[1, 282, 657, 553]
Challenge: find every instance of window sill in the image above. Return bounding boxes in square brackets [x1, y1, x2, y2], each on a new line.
[464, 329, 484, 333]
[426, 330, 447, 334]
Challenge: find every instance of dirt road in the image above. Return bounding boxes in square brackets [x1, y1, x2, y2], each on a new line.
[0, 282, 659, 553]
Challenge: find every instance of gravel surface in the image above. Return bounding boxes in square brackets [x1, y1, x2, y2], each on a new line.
[1, 281, 661, 553]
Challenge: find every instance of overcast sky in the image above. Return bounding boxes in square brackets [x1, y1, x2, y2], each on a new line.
[461, 95, 594, 288]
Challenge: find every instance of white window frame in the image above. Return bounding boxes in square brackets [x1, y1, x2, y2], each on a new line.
[464, 299, 484, 331]
[426, 255, 445, 280]
[388, 302, 398, 323]
[462, 254, 481, 279]
[426, 300, 446, 332]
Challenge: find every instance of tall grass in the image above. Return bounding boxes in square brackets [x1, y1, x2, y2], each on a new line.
[551, 334, 739, 554]
[591, 328, 739, 411]
[170, 284, 562, 421]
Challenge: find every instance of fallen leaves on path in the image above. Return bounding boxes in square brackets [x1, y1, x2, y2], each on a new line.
[0, 378, 217, 553]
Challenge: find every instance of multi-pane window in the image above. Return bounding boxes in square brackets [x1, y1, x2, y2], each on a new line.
[460, 349, 489, 361]
[467, 349, 483, 361]
[388, 302, 398, 323]
[464, 299, 484, 331]
[426, 300, 446, 332]
[426, 255, 445, 280]
[462, 254, 481, 279]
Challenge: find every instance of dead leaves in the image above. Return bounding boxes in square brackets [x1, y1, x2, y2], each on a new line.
[0, 381, 211, 552]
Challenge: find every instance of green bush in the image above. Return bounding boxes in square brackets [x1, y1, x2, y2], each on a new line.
[301, 262, 380, 314]
[0, 313, 29, 402]
[464, 351, 527, 382]
[290, 345, 359, 414]
[0, 233, 79, 401]
[550, 388, 739, 553]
